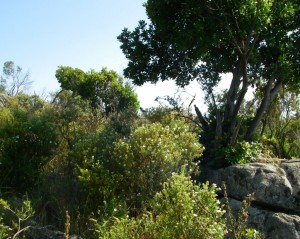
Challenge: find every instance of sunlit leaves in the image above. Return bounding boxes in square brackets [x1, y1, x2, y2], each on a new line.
[55, 66, 139, 115]
[77, 111, 203, 219]
[96, 172, 226, 239]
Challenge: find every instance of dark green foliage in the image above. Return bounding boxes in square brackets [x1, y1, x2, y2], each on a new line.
[33, 90, 105, 232]
[0, 94, 59, 192]
[40, 108, 140, 234]
[119, 0, 299, 88]
[118, 0, 300, 167]
[29, 72, 139, 235]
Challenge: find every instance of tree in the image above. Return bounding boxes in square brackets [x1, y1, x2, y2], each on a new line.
[118, 0, 300, 167]
[55, 66, 139, 116]
[0, 61, 33, 96]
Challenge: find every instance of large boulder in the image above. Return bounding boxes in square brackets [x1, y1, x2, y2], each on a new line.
[200, 159, 300, 238]
[203, 160, 300, 212]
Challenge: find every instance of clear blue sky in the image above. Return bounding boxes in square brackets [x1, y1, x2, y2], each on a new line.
[0, 0, 206, 108]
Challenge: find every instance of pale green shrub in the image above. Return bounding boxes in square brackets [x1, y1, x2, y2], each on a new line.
[0, 216, 9, 239]
[112, 120, 203, 209]
[78, 116, 203, 219]
[96, 171, 227, 239]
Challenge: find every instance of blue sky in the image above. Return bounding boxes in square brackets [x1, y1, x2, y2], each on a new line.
[0, 0, 206, 108]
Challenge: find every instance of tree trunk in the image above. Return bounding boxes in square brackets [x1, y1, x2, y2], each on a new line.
[211, 93, 222, 136]
[224, 64, 242, 123]
[245, 78, 282, 141]
[225, 57, 248, 143]
[228, 80, 248, 142]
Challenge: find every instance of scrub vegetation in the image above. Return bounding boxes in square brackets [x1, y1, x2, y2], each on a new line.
[0, 0, 299, 238]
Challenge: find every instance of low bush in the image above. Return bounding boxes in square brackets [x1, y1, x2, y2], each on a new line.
[96, 171, 227, 239]
[225, 141, 262, 165]
[78, 114, 203, 220]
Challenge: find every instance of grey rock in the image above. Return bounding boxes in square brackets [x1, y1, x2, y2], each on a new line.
[200, 160, 300, 238]
[227, 198, 300, 239]
[264, 213, 300, 239]
[204, 161, 300, 212]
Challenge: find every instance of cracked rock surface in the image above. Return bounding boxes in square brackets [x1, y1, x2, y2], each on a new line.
[200, 159, 300, 238]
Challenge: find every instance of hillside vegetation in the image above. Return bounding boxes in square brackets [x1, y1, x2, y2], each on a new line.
[0, 0, 299, 237]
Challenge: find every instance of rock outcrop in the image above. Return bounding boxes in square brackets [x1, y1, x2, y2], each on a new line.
[200, 159, 300, 239]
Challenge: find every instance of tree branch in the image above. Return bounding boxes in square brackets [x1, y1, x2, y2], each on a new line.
[12, 226, 31, 239]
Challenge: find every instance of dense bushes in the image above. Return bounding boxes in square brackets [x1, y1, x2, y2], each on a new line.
[55, 67, 139, 115]
[0, 75, 297, 238]
[96, 171, 226, 239]
[78, 111, 203, 220]
[0, 94, 59, 192]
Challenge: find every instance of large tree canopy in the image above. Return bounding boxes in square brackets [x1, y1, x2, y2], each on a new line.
[118, 0, 299, 166]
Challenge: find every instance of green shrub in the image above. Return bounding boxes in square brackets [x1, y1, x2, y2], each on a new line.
[78, 116, 203, 219]
[225, 141, 262, 165]
[96, 171, 227, 239]
[75, 114, 137, 223]
[0, 216, 9, 239]
[112, 120, 202, 209]
[0, 197, 34, 238]
[0, 94, 59, 191]
[261, 117, 300, 159]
